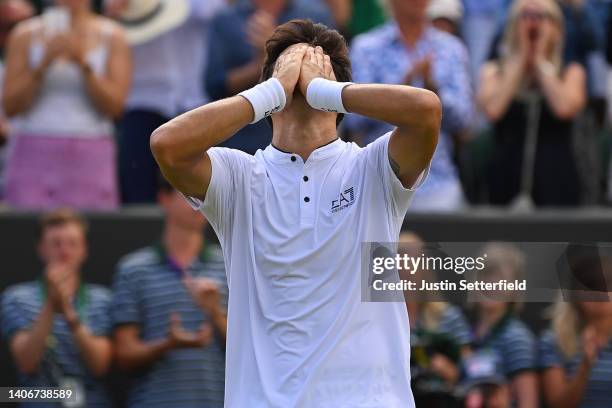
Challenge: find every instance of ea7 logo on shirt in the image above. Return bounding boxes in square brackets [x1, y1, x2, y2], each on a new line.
[331, 187, 356, 213]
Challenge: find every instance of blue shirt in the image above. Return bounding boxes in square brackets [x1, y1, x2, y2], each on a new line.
[473, 316, 536, 377]
[412, 304, 471, 347]
[205, 1, 333, 154]
[462, 0, 512, 16]
[111, 244, 228, 408]
[347, 23, 473, 204]
[539, 330, 612, 408]
[1, 281, 112, 407]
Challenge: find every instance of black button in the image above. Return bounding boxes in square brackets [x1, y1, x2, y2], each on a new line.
[304, 197, 310, 202]
[291, 156, 296, 162]
[303, 176, 309, 182]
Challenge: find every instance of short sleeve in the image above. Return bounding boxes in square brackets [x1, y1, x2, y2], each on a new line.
[111, 266, 141, 327]
[184, 147, 254, 244]
[87, 287, 113, 337]
[1, 287, 30, 341]
[500, 321, 537, 376]
[538, 330, 565, 370]
[364, 132, 429, 218]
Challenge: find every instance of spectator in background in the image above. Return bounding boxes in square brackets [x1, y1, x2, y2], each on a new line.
[106, 0, 222, 204]
[461, 351, 512, 408]
[427, 0, 463, 37]
[400, 232, 472, 399]
[348, 0, 472, 211]
[557, 0, 605, 75]
[301, 0, 387, 39]
[471, 243, 538, 408]
[1, 209, 113, 407]
[0, 0, 34, 56]
[539, 256, 612, 408]
[461, 0, 512, 83]
[2, 0, 131, 210]
[477, 0, 586, 207]
[206, 0, 333, 154]
[0, 0, 34, 201]
[345, 0, 387, 38]
[112, 179, 228, 408]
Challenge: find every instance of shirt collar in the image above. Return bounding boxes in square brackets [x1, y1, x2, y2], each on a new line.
[153, 241, 211, 276]
[263, 137, 346, 164]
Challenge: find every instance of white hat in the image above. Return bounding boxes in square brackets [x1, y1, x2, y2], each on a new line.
[116, 0, 190, 45]
[427, 0, 463, 23]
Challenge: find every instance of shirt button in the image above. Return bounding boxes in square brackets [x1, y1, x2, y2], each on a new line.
[304, 197, 310, 202]
[291, 156, 297, 162]
[303, 176, 309, 182]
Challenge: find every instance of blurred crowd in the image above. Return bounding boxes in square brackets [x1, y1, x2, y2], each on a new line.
[3, 205, 612, 408]
[0, 0, 610, 212]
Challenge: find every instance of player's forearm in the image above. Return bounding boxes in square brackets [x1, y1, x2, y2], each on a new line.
[150, 96, 252, 169]
[10, 301, 55, 374]
[342, 84, 441, 132]
[115, 337, 174, 371]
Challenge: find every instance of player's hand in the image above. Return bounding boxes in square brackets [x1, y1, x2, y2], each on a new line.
[184, 276, 221, 316]
[168, 313, 213, 349]
[298, 46, 336, 97]
[272, 44, 308, 107]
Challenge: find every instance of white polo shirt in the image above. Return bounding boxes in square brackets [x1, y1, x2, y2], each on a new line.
[187, 132, 424, 408]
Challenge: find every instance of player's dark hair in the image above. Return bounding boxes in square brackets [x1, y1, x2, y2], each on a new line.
[260, 19, 352, 127]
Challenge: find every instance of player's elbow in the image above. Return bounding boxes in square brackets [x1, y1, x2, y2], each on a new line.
[150, 124, 177, 169]
[399, 89, 441, 139]
[419, 90, 442, 129]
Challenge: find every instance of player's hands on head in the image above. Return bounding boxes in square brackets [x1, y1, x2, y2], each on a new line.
[298, 46, 336, 96]
[272, 44, 308, 107]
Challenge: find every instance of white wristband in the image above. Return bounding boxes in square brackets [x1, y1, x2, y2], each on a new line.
[306, 77, 353, 114]
[239, 78, 287, 123]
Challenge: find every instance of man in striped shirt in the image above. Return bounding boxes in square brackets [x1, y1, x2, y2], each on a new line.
[1, 209, 113, 407]
[111, 180, 228, 408]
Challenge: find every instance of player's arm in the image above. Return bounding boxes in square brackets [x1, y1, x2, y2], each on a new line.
[150, 46, 308, 201]
[342, 84, 441, 188]
[150, 97, 253, 201]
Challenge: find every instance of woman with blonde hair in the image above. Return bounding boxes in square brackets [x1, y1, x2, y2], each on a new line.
[477, 0, 586, 207]
[2, 0, 131, 210]
[539, 256, 612, 407]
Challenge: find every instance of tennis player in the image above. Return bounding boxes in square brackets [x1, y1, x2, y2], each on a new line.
[151, 19, 440, 408]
